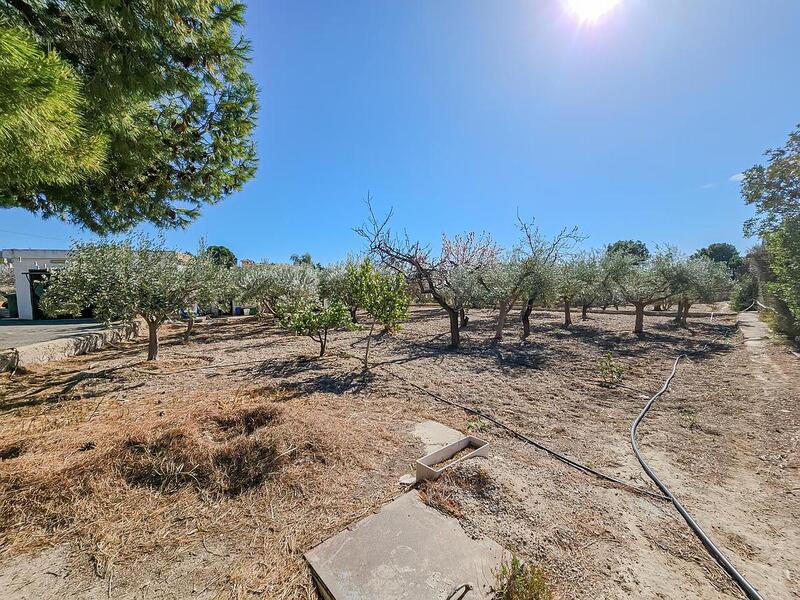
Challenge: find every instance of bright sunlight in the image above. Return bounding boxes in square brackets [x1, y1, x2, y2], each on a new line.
[563, 0, 623, 23]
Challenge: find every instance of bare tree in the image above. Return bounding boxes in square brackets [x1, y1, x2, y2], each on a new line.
[356, 200, 497, 349]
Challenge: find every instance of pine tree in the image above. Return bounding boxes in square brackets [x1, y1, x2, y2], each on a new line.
[0, 24, 107, 192]
[0, 1, 258, 233]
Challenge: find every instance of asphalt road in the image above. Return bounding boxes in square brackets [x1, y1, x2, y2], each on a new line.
[0, 319, 105, 349]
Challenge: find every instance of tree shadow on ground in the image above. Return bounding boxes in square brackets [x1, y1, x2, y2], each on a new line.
[230, 355, 376, 398]
[0, 368, 145, 413]
[553, 320, 737, 360]
[373, 331, 566, 375]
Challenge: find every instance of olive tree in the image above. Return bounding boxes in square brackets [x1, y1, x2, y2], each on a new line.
[608, 251, 673, 334]
[554, 251, 604, 327]
[478, 257, 527, 342]
[572, 252, 606, 321]
[464, 218, 581, 343]
[40, 237, 220, 360]
[236, 262, 317, 316]
[669, 257, 731, 326]
[555, 258, 583, 327]
[520, 260, 557, 339]
[182, 246, 231, 341]
[357, 202, 498, 349]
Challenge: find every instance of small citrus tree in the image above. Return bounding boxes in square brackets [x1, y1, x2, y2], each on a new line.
[347, 258, 410, 368]
[278, 300, 353, 357]
[40, 237, 217, 360]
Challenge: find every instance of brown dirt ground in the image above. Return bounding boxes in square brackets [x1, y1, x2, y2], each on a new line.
[0, 305, 797, 599]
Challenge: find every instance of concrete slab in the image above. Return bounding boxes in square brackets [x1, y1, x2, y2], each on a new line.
[413, 420, 464, 455]
[305, 492, 507, 600]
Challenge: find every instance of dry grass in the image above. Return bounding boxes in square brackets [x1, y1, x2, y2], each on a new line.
[419, 461, 494, 518]
[0, 378, 412, 598]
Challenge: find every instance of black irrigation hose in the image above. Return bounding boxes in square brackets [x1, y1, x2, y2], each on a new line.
[376, 364, 669, 502]
[631, 353, 765, 599]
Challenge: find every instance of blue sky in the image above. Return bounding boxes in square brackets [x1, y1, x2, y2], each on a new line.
[2, 0, 799, 262]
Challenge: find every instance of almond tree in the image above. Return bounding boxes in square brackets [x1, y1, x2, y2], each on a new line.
[356, 202, 497, 349]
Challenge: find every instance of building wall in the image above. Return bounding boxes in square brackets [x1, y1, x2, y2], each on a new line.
[1, 250, 68, 320]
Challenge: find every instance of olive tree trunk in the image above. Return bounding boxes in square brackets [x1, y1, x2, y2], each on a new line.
[634, 303, 646, 334]
[680, 301, 692, 326]
[184, 314, 194, 343]
[563, 298, 572, 327]
[674, 300, 684, 324]
[493, 300, 511, 343]
[146, 319, 160, 361]
[581, 304, 589, 320]
[349, 306, 358, 323]
[521, 298, 534, 339]
[459, 308, 469, 328]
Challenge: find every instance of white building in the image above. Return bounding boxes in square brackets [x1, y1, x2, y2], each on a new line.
[1, 249, 69, 320]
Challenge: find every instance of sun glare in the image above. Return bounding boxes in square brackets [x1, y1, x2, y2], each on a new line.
[564, 0, 622, 23]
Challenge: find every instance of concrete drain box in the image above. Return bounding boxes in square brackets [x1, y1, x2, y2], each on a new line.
[305, 491, 506, 600]
[415, 435, 489, 483]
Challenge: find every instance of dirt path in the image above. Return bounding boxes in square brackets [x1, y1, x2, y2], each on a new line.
[738, 309, 795, 387]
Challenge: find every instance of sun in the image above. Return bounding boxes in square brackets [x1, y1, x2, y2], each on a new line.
[563, 0, 623, 23]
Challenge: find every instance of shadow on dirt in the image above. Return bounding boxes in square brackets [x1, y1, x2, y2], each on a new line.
[231, 356, 376, 398]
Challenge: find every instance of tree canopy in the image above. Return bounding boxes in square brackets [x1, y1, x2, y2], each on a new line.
[693, 243, 743, 273]
[206, 245, 237, 269]
[741, 125, 800, 237]
[40, 237, 226, 360]
[0, 0, 258, 234]
[0, 24, 107, 192]
[606, 240, 650, 263]
[764, 217, 800, 322]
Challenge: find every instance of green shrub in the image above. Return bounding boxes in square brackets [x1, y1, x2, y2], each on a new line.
[597, 352, 624, 387]
[729, 276, 758, 311]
